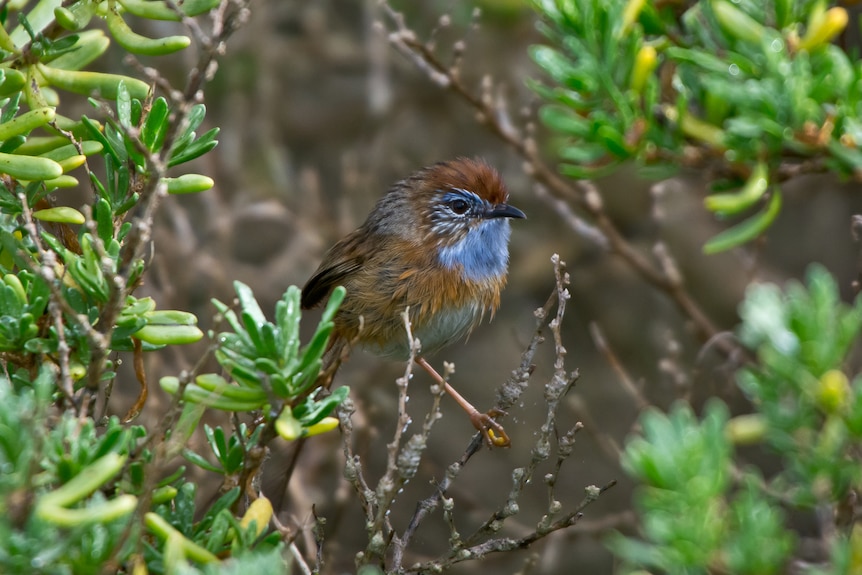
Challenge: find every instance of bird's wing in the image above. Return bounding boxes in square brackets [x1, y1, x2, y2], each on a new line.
[300, 251, 364, 309]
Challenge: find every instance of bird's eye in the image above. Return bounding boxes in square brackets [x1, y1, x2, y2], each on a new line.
[449, 198, 470, 214]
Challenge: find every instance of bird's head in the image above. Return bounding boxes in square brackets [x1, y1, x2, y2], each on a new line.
[407, 158, 526, 281]
[406, 157, 524, 240]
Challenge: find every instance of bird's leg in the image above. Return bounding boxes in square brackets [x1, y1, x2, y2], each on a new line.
[415, 357, 510, 448]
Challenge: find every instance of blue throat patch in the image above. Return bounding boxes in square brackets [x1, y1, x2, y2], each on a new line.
[437, 218, 511, 281]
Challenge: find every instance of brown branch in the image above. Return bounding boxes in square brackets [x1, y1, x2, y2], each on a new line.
[121, 338, 148, 422]
[589, 322, 650, 412]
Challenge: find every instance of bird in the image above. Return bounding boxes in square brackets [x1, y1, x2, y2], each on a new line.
[300, 157, 525, 447]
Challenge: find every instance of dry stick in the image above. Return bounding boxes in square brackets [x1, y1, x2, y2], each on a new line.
[359, 308, 452, 566]
[457, 256, 581, 550]
[405, 481, 617, 574]
[285, 540, 312, 575]
[121, 338, 148, 422]
[589, 322, 650, 412]
[380, 3, 730, 354]
[390, 285, 559, 571]
[363, 309, 420, 562]
[16, 192, 101, 407]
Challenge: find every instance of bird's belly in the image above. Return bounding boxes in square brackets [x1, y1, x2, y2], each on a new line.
[365, 303, 482, 360]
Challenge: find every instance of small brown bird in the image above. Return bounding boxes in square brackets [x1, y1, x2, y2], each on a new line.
[301, 158, 524, 446]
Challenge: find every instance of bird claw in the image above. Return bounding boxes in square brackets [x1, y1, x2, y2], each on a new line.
[469, 408, 511, 448]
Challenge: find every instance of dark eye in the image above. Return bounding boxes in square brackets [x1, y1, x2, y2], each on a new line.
[449, 198, 469, 214]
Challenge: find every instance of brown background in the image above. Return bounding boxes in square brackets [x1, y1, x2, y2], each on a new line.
[108, 1, 862, 573]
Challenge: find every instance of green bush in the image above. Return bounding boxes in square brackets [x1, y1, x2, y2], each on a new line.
[528, 1, 862, 572]
[531, 0, 857, 252]
[0, 0, 348, 572]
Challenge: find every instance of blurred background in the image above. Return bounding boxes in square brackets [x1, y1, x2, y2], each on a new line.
[109, 1, 862, 573]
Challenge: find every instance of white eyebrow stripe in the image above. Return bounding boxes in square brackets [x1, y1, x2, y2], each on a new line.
[445, 188, 494, 214]
[449, 188, 483, 203]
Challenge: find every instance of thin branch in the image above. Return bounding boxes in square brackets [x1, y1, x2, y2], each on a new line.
[403, 481, 617, 574]
[393, 284, 556, 567]
[589, 322, 650, 412]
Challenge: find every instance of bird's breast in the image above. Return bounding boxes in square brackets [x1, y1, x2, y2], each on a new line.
[367, 299, 487, 359]
[333, 229, 509, 360]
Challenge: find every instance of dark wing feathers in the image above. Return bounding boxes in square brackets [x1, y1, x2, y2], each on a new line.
[300, 257, 363, 309]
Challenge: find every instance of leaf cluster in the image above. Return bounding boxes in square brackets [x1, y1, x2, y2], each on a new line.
[613, 266, 862, 573]
[161, 282, 349, 442]
[531, 0, 860, 252]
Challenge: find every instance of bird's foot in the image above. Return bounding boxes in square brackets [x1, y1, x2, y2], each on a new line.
[470, 408, 510, 448]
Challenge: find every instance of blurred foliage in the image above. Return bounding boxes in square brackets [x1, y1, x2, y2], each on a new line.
[531, 1, 862, 571]
[0, 369, 287, 573]
[0, 0, 345, 572]
[530, 0, 858, 252]
[611, 266, 862, 573]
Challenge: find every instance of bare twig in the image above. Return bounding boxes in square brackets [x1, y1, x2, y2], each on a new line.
[16, 192, 103, 408]
[589, 322, 650, 412]
[392, 284, 556, 570]
[387, 256, 615, 572]
[403, 481, 617, 574]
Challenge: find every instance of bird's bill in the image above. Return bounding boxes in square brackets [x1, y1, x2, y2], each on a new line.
[485, 203, 526, 219]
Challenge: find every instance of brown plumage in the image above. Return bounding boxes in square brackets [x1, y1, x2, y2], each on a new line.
[301, 157, 525, 446]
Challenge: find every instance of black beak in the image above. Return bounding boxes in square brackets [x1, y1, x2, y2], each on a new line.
[485, 203, 526, 220]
